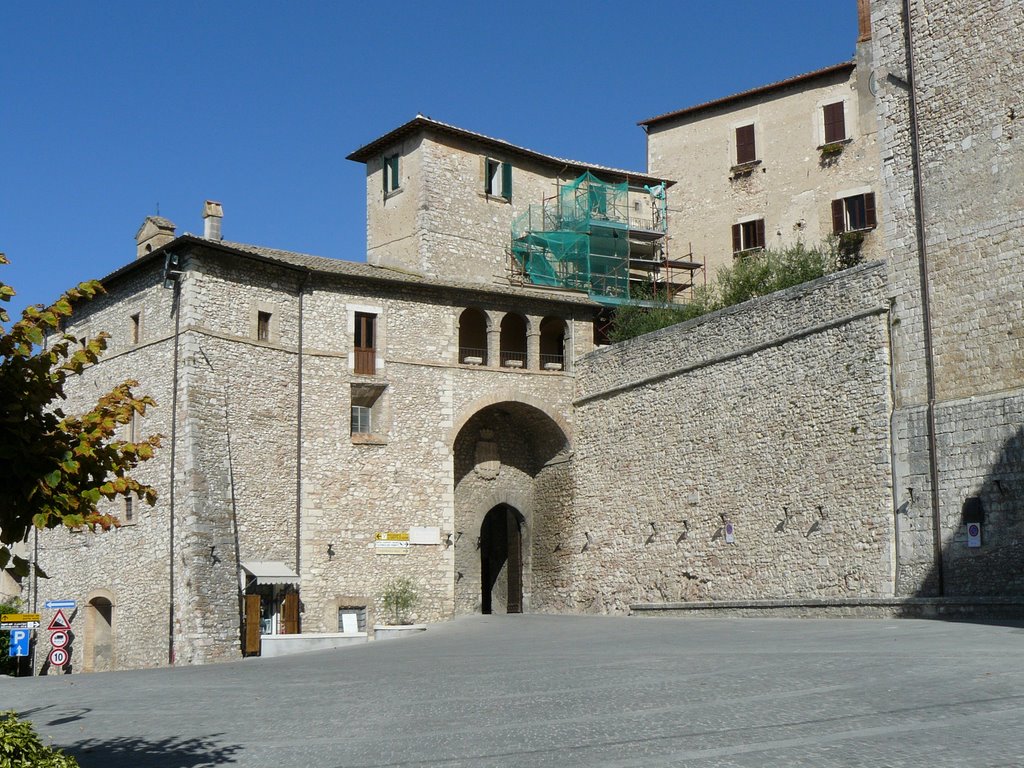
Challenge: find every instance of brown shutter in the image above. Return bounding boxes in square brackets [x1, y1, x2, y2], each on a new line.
[244, 594, 261, 655]
[732, 223, 742, 253]
[755, 219, 766, 249]
[832, 199, 846, 233]
[824, 102, 846, 144]
[736, 124, 756, 164]
[354, 313, 376, 375]
[864, 193, 877, 228]
[282, 592, 300, 635]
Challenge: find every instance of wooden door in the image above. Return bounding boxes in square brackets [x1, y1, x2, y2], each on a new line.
[244, 594, 261, 656]
[282, 592, 300, 635]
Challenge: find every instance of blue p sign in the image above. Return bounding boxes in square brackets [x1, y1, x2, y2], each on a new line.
[9, 629, 30, 657]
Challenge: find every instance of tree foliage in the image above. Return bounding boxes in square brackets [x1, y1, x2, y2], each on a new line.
[0, 710, 80, 766]
[608, 239, 853, 343]
[0, 254, 161, 577]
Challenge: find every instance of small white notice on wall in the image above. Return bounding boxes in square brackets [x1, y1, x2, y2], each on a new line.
[966, 523, 982, 548]
[409, 526, 441, 545]
[724, 522, 735, 544]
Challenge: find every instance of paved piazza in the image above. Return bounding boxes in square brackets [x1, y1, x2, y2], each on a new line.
[3, 615, 1023, 767]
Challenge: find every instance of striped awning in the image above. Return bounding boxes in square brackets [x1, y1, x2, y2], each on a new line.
[240, 561, 300, 586]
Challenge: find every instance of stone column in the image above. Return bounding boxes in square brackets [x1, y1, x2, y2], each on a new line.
[527, 320, 540, 371]
[487, 328, 501, 368]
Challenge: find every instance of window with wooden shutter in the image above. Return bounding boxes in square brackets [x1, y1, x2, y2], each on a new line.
[383, 154, 400, 194]
[732, 219, 766, 254]
[501, 161, 512, 202]
[823, 102, 846, 144]
[833, 193, 878, 233]
[736, 124, 756, 164]
[484, 158, 512, 201]
[354, 312, 376, 375]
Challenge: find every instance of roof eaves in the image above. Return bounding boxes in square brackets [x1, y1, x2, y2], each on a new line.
[637, 61, 856, 127]
[347, 115, 674, 187]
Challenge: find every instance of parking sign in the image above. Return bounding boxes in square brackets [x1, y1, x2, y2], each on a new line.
[8, 629, 30, 657]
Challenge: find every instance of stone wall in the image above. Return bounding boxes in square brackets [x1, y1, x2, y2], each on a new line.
[871, 0, 1024, 595]
[568, 262, 895, 613]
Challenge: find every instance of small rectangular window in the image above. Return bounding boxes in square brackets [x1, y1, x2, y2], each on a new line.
[832, 193, 877, 233]
[484, 158, 512, 201]
[823, 102, 846, 144]
[731, 219, 766, 254]
[338, 606, 367, 633]
[351, 405, 372, 434]
[257, 311, 272, 342]
[383, 154, 400, 194]
[735, 124, 756, 165]
[351, 383, 387, 441]
[130, 313, 141, 344]
[124, 495, 134, 523]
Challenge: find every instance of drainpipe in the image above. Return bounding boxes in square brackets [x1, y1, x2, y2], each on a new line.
[166, 257, 183, 663]
[295, 271, 309, 587]
[902, 0, 944, 595]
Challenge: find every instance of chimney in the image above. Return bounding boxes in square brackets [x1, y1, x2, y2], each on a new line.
[135, 215, 176, 260]
[857, 0, 871, 42]
[203, 200, 224, 240]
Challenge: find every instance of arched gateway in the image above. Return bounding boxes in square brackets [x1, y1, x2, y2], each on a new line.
[452, 400, 571, 615]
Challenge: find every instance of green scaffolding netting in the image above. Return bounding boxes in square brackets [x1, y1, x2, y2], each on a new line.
[512, 172, 646, 303]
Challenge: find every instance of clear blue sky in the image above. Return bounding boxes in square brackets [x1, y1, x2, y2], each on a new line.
[1, 1, 857, 321]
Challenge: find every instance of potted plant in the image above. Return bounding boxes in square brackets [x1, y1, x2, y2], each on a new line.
[374, 578, 427, 640]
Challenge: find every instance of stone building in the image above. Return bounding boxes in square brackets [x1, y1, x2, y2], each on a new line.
[15, 0, 1024, 673]
[640, 1, 882, 277]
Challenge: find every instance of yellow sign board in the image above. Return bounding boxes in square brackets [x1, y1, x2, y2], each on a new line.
[375, 531, 409, 541]
[1, 613, 41, 623]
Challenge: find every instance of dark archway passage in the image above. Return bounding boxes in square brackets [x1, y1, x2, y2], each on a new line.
[452, 400, 571, 615]
[480, 504, 524, 614]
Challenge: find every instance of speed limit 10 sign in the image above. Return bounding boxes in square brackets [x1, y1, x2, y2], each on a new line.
[49, 647, 69, 667]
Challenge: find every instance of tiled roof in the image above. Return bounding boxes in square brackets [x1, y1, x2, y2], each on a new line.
[347, 115, 674, 187]
[638, 62, 855, 127]
[101, 235, 599, 307]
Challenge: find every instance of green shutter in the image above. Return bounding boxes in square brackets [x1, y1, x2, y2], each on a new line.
[501, 162, 512, 201]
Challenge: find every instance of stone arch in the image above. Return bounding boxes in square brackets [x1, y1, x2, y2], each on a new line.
[452, 399, 572, 615]
[449, 390, 573, 448]
[83, 588, 116, 673]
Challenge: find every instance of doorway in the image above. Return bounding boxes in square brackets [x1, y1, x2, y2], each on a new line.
[85, 596, 114, 673]
[480, 504, 523, 614]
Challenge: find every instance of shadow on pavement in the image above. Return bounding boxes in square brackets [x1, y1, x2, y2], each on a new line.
[66, 733, 243, 767]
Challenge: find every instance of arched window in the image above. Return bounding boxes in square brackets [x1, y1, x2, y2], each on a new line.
[499, 313, 528, 368]
[539, 317, 567, 371]
[458, 308, 489, 365]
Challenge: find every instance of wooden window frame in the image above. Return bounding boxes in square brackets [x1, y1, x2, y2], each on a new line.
[353, 312, 376, 375]
[735, 124, 757, 165]
[257, 311, 272, 343]
[823, 101, 847, 145]
[832, 193, 877, 234]
[382, 153, 400, 195]
[731, 218, 766, 254]
[483, 158, 512, 202]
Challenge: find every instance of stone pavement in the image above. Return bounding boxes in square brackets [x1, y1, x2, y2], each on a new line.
[3, 614, 1024, 767]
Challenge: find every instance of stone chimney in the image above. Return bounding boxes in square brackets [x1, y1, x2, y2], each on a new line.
[203, 200, 224, 240]
[857, 0, 871, 42]
[135, 215, 176, 260]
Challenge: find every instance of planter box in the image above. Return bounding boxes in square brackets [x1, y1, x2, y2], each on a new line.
[374, 624, 427, 641]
